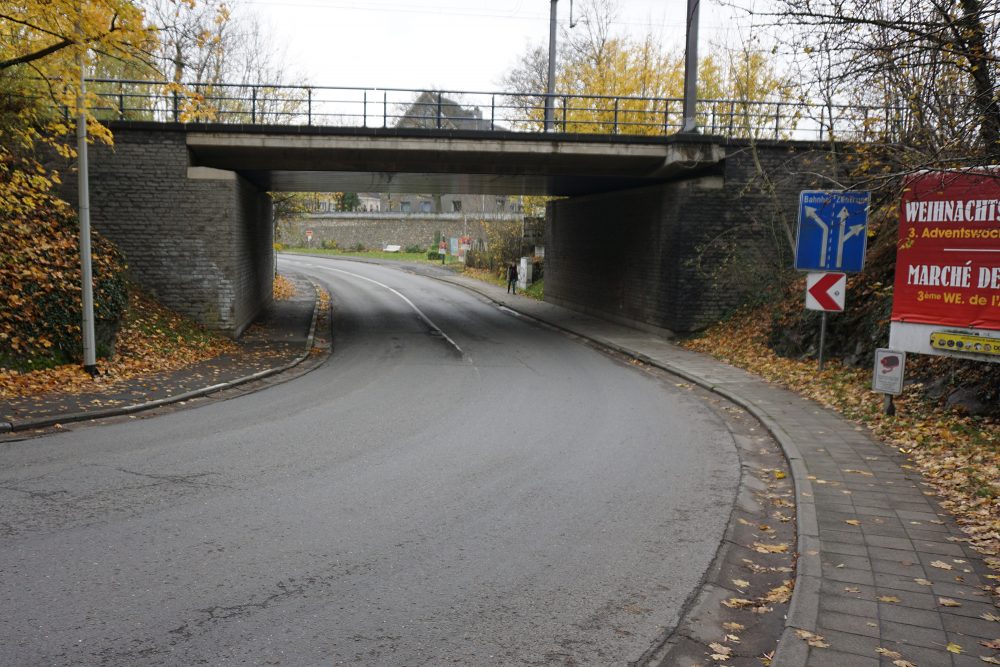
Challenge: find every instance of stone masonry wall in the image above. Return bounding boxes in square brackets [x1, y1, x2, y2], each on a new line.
[545, 142, 850, 334]
[60, 128, 272, 336]
[278, 215, 515, 250]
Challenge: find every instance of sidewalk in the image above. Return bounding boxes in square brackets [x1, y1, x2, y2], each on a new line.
[424, 268, 999, 667]
[0, 273, 325, 435]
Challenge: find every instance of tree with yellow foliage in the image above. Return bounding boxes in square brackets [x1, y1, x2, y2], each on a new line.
[499, 0, 794, 138]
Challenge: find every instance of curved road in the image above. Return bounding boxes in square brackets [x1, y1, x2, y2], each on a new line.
[0, 256, 740, 666]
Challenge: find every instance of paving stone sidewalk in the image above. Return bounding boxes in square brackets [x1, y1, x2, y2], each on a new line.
[426, 268, 1000, 667]
[0, 273, 322, 434]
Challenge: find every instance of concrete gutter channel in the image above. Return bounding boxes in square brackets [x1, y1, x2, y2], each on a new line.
[0, 281, 325, 435]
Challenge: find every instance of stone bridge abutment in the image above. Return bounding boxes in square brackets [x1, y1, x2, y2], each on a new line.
[545, 142, 846, 334]
[61, 127, 274, 337]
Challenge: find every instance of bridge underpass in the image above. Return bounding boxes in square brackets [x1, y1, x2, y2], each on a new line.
[62, 120, 845, 337]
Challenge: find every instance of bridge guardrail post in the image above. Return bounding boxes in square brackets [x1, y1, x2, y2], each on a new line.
[491, 94, 495, 131]
[775, 103, 781, 139]
[383, 91, 388, 128]
[172, 90, 179, 122]
[307, 88, 312, 126]
[251, 86, 257, 124]
[613, 98, 619, 134]
[562, 96, 567, 131]
[363, 90, 367, 128]
[437, 92, 442, 129]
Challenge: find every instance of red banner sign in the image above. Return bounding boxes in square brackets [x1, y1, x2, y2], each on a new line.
[892, 170, 1000, 331]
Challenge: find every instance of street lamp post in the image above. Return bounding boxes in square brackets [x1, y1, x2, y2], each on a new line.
[76, 20, 98, 376]
[545, 0, 558, 132]
[682, 0, 700, 133]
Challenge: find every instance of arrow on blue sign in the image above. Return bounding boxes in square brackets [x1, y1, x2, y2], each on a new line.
[794, 190, 871, 273]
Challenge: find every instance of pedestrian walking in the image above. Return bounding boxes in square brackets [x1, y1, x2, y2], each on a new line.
[507, 262, 518, 294]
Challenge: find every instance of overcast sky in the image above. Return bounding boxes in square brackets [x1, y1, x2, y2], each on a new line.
[244, 0, 749, 93]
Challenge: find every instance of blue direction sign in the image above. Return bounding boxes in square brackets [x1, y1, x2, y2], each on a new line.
[794, 190, 871, 273]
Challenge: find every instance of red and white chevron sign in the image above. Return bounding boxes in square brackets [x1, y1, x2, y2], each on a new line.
[806, 272, 846, 312]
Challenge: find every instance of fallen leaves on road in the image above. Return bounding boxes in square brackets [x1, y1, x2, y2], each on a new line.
[794, 629, 830, 648]
[763, 581, 793, 604]
[939, 597, 962, 607]
[753, 542, 789, 554]
[708, 642, 732, 661]
[876, 648, 902, 659]
[1, 275, 313, 405]
[0, 290, 239, 400]
[273, 274, 296, 300]
[723, 597, 755, 609]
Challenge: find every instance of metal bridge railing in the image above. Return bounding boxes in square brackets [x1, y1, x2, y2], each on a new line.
[71, 79, 909, 143]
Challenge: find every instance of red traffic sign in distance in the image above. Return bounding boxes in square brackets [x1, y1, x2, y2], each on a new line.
[806, 272, 846, 311]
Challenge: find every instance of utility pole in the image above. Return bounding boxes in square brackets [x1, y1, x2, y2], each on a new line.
[76, 14, 98, 376]
[682, 0, 700, 133]
[545, 0, 558, 132]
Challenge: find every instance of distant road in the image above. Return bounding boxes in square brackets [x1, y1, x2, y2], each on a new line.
[0, 256, 740, 665]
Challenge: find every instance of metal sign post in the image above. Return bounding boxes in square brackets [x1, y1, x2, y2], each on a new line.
[818, 312, 828, 370]
[805, 272, 846, 370]
[795, 190, 868, 372]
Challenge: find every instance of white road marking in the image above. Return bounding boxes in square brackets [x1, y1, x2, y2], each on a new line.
[313, 264, 466, 358]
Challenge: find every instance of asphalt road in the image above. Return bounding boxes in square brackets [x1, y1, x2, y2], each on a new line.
[0, 256, 741, 666]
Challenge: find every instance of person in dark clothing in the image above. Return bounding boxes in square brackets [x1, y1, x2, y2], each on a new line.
[507, 262, 518, 294]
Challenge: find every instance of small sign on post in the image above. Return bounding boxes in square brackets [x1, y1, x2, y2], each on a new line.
[805, 272, 846, 371]
[872, 348, 905, 415]
[805, 272, 846, 312]
[872, 349, 905, 394]
[305, 229, 313, 245]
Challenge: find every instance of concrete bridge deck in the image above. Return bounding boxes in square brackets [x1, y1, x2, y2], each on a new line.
[63, 119, 846, 337]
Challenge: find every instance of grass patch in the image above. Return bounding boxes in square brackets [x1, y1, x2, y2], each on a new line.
[283, 247, 461, 265]
[459, 267, 544, 301]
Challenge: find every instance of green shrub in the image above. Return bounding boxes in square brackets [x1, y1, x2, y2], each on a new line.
[321, 239, 339, 250]
[1, 199, 129, 369]
[426, 251, 443, 261]
[405, 245, 426, 254]
[350, 242, 365, 252]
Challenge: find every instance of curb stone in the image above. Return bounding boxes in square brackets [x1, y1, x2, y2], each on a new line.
[1, 278, 325, 435]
